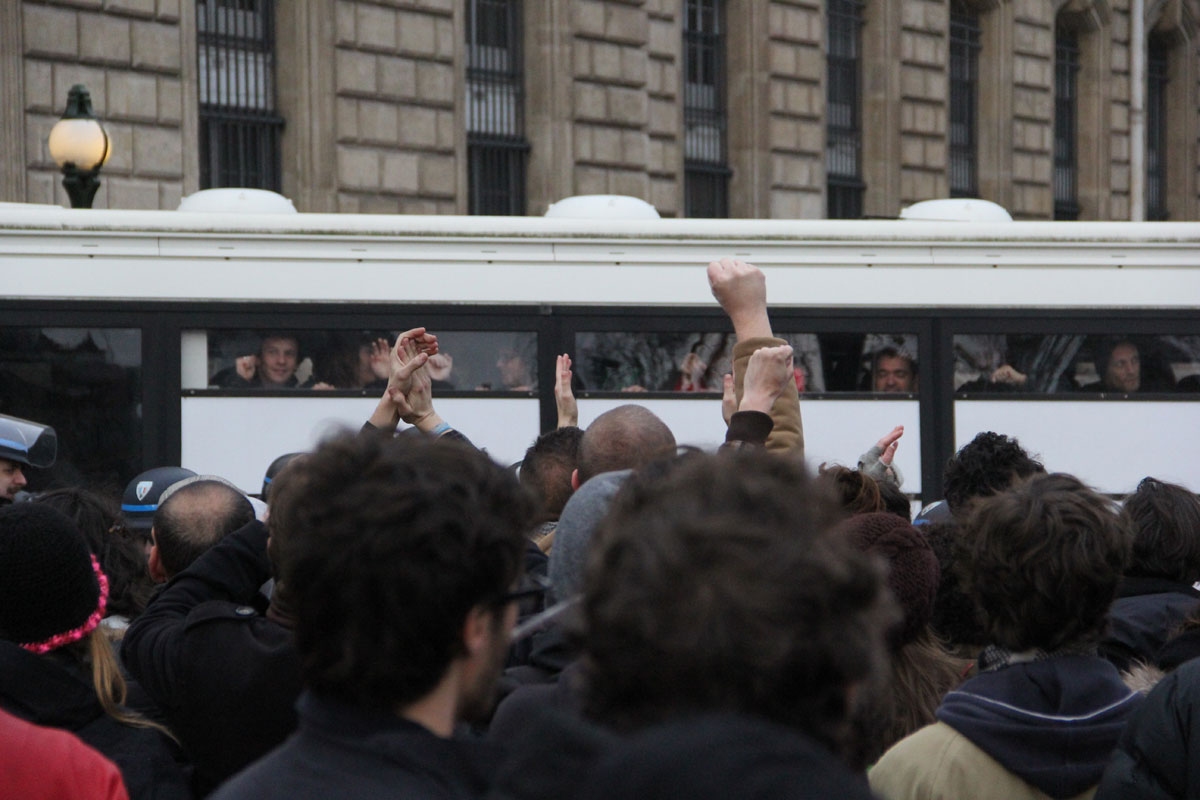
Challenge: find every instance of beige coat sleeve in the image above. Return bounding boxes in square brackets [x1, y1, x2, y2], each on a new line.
[731, 336, 803, 458]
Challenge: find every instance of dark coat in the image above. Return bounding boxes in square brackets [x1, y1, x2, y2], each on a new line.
[212, 692, 501, 800]
[1100, 577, 1200, 671]
[122, 521, 302, 797]
[1096, 657, 1200, 800]
[0, 640, 189, 800]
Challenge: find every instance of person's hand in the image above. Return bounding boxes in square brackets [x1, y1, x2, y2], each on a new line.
[390, 340, 437, 425]
[386, 331, 431, 401]
[236, 355, 259, 381]
[739, 345, 794, 414]
[874, 425, 903, 468]
[707, 258, 772, 339]
[311, 382, 336, 391]
[990, 364, 1027, 386]
[622, 384, 647, 393]
[368, 338, 391, 381]
[427, 353, 454, 382]
[721, 373, 736, 424]
[555, 353, 578, 428]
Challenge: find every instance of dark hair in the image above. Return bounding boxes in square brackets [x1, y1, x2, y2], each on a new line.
[273, 433, 534, 711]
[817, 465, 885, 516]
[1123, 476, 1200, 582]
[878, 480, 912, 522]
[520, 426, 584, 523]
[577, 405, 677, 484]
[957, 472, 1132, 652]
[942, 431, 1044, 513]
[580, 450, 895, 753]
[923, 519, 988, 650]
[153, 480, 255, 579]
[872, 347, 917, 376]
[32, 488, 155, 621]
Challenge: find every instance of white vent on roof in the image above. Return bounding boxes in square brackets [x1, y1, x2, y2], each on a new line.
[900, 198, 1013, 222]
[177, 189, 297, 214]
[544, 195, 660, 220]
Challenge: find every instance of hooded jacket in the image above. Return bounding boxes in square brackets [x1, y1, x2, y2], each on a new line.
[870, 655, 1141, 800]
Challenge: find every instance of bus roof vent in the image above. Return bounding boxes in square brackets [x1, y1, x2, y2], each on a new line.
[177, 188, 298, 214]
[899, 198, 1013, 222]
[544, 194, 661, 220]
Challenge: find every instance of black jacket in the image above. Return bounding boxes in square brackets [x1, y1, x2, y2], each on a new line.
[1100, 577, 1200, 671]
[0, 640, 190, 800]
[1096, 657, 1200, 800]
[213, 692, 501, 800]
[122, 521, 302, 797]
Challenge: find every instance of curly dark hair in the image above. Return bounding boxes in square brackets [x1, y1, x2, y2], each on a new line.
[942, 431, 1044, 513]
[580, 449, 896, 754]
[956, 472, 1131, 652]
[33, 488, 155, 622]
[271, 432, 535, 711]
[520, 426, 584, 523]
[1123, 476, 1200, 582]
[923, 519, 987, 650]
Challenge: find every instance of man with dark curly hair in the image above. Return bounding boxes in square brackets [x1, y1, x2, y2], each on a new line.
[212, 433, 535, 800]
[871, 473, 1141, 800]
[941, 431, 1045, 514]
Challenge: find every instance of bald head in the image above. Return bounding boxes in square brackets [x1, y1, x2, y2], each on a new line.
[577, 405, 676, 485]
[152, 480, 255, 579]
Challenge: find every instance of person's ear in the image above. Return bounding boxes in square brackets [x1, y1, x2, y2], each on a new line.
[571, 469, 581, 491]
[147, 531, 168, 583]
[461, 605, 492, 658]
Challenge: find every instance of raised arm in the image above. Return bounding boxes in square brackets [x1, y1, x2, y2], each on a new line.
[366, 327, 438, 432]
[555, 353, 578, 429]
[708, 258, 803, 457]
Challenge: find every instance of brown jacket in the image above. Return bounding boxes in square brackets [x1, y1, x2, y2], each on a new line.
[731, 336, 803, 457]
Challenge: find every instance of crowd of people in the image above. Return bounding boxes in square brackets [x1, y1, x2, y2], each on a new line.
[2, 258, 1200, 799]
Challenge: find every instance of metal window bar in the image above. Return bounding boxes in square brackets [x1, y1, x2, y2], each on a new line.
[684, 0, 729, 217]
[1147, 42, 1169, 221]
[826, 0, 864, 218]
[1054, 28, 1080, 220]
[466, 0, 527, 215]
[948, 4, 980, 198]
[196, 0, 283, 191]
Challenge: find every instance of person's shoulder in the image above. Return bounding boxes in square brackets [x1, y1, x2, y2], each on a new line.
[870, 722, 976, 800]
[179, 602, 296, 674]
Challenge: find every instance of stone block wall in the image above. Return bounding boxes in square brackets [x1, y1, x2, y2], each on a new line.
[19, 0, 195, 209]
[331, 0, 458, 214]
[765, 0, 823, 218]
[896, 0, 948, 206]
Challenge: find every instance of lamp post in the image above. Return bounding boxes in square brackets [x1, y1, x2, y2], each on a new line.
[47, 84, 111, 209]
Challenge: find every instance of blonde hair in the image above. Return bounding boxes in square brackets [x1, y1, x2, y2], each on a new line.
[75, 631, 178, 742]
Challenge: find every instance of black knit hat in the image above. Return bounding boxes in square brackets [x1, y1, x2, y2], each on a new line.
[835, 511, 939, 649]
[0, 503, 108, 653]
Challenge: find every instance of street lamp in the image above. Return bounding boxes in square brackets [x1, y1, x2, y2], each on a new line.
[47, 84, 110, 209]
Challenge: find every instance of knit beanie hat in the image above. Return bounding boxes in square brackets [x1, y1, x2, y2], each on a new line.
[548, 469, 630, 603]
[834, 511, 938, 649]
[0, 503, 108, 654]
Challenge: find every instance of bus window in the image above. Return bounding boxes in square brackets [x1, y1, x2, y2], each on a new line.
[196, 329, 539, 393]
[954, 334, 1200, 394]
[574, 331, 919, 395]
[0, 327, 142, 493]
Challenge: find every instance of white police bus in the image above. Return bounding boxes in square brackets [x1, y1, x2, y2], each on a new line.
[3, 193, 1199, 506]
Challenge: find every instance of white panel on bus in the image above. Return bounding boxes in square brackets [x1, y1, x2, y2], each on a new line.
[181, 397, 541, 494]
[576, 398, 922, 495]
[954, 400, 1200, 494]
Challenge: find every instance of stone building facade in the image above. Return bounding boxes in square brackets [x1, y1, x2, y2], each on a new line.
[2, 0, 1197, 220]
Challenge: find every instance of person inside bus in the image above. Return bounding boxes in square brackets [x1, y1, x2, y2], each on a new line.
[1076, 337, 1176, 393]
[872, 347, 918, 394]
[312, 334, 390, 390]
[214, 333, 314, 389]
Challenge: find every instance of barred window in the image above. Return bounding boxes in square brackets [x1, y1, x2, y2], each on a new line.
[196, 0, 283, 191]
[684, 0, 730, 218]
[1147, 41, 1169, 221]
[1054, 27, 1080, 220]
[826, 0, 864, 219]
[466, 0, 528, 215]
[948, 4, 980, 198]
